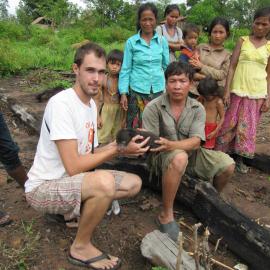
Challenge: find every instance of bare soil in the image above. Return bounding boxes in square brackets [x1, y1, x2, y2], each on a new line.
[0, 72, 270, 270]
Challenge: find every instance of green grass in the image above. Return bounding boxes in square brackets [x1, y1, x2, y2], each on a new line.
[0, 22, 130, 76]
[0, 219, 41, 270]
[0, 20, 249, 76]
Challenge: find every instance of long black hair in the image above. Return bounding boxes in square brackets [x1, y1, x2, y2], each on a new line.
[136, 2, 158, 31]
[208, 17, 230, 37]
[164, 4, 180, 18]
[254, 6, 270, 21]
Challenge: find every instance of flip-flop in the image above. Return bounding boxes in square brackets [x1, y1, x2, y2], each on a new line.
[44, 214, 79, 228]
[0, 210, 12, 227]
[68, 252, 121, 270]
[156, 218, 180, 242]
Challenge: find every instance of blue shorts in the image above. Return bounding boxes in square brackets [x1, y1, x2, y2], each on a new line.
[0, 112, 21, 171]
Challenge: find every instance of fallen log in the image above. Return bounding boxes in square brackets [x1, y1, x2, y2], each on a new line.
[141, 230, 204, 270]
[244, 154, 270, 174]
[98, 158, 270, 270]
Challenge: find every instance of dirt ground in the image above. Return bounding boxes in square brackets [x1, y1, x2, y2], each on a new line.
[0, 73, 270, 270]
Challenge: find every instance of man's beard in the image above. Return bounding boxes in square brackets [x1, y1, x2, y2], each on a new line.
[80, 82, 99, 98]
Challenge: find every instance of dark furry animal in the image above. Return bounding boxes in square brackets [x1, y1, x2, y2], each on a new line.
[116, 128, 160, 149]
[36, 87, 63, 103]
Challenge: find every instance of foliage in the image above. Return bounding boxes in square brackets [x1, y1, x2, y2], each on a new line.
[152, 267, 168, 270]
[0, 20, 27, 40]
[225, 0, 270, 28]
[0, 0, 8, 19]
[0, 20, 127, 76]
[186, 0, 225, 28]
[17, 0, 79, 27]
[85, 0, 135, 29]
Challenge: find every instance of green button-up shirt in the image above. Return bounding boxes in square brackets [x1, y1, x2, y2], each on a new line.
[142, 93, 206, 142]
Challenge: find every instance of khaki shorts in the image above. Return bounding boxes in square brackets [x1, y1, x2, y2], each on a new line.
[149, 147, 234, 183]
[25, 170, 125, 220]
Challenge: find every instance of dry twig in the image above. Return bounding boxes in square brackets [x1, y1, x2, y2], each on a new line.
[176, 232, 183, 270]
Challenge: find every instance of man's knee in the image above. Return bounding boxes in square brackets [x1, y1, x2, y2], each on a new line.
[128, 174, 142, 195]
[84, 171, 116, 198]
[170, 152, 188, 174]
[221, 163, 235, 177]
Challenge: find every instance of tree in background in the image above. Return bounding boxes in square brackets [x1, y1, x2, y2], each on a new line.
[0, 0, 8, 19]
[17, 0, 79, 27]
[226, 0, 270, 27]
[186, 0, 270, 29]
[85, 0, 137, 30]
[186, 0, 226, 28]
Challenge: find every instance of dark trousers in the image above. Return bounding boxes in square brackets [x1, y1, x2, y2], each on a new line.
[0, 112, 21, 171]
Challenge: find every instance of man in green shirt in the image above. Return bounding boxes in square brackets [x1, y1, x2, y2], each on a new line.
[142, 61, 235, 242]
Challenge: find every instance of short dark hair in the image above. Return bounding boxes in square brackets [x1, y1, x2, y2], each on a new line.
[107, 49, 123, 64]
[254, 6, 270, 21]
[183, 23, 200, 39]
[208, 17, 230, 37]
[164, 4, 180, 18]
[165, 61, 194, 81]
[197, 77, 224, 98]
[137, 2, 158, 31]
[74, 42, 106, 67]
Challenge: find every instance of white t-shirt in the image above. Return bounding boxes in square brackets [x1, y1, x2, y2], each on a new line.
[25, 88, 98, 193]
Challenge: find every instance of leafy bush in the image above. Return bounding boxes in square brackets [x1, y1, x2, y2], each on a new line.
[29, 26, 56, 46]
[85, 25, 133, 44]
[0, 20, 27, 41]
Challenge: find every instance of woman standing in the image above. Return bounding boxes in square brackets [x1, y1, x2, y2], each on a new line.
[119, 3, 169, 128]
[216, 7, 270, 173]
[156, 4, 183, 62]
[189, 17, 231, 96]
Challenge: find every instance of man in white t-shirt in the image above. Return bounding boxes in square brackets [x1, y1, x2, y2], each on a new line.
[25, 43, 149, 270]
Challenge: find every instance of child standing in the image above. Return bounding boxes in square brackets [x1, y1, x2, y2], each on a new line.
[95, 49, 125, 145]
[197, 77, 225, 149]
[179, 23, 200, 63]
[216, 7, 270, 173]
[156, 4, 183, 62]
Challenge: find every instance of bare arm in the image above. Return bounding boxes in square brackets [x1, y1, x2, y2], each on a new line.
[55, 135, 150, 176]
[216, 98, 225, 131]
[168, 41, 184, 52]
[193, 72, 206, 81]
[261, 56, 270, 112]
[224, 38, 243, 105]
[151, 136, 201, 153]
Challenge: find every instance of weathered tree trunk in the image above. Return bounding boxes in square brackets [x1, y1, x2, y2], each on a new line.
[98, 158, 270, 270]
[141, 230, 204, 270]
[244, 154, 270, 174]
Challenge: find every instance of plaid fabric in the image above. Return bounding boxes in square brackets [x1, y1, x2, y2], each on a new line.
[25, 170, 125, 220]
[25, 173, 85, 220]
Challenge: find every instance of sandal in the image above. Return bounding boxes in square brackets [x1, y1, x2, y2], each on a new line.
[68, 252, 121, 270]
[44, 213, 79, 228]
[156, 218, 180, 242]
[0, 210, 12, 227]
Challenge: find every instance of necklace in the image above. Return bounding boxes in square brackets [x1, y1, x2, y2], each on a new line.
[106, 76, 119, 102]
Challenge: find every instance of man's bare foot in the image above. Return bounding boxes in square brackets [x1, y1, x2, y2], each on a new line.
[70, 242, 120, 269]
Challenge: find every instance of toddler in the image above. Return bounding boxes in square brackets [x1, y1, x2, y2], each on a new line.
[197, 77, 225, 149]
[95, 49, 126, 145]
[179, 23, 200, 63]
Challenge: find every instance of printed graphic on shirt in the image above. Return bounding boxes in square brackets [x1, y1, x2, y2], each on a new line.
[85, 122, 95, 153]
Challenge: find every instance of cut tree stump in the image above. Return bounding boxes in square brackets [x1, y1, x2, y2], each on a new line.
[141, 230, 204, 270]
[98, 157, 270, 270]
